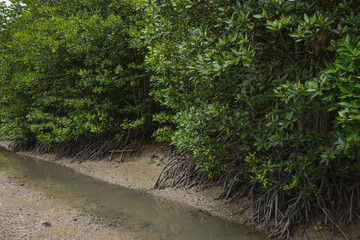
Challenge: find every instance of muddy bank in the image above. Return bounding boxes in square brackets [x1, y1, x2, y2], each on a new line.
[0, 141, 246, 223]
[0, 140, 356, 239]
[0, 171, 139, 240]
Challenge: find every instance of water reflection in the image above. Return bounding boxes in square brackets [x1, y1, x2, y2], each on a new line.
[0, 148, 266, 240]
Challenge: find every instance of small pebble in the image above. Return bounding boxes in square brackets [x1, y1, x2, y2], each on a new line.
[42, 221, 52, 227]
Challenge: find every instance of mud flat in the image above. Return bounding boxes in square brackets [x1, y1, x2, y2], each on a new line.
[0, 171, 139, 240]
[0, 140, 357, 239]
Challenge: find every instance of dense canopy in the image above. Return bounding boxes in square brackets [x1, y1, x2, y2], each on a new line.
[0, 0, 359, 238]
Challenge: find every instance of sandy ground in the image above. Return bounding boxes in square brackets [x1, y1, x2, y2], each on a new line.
[0, 140, 358, 240]
[0, 171, 139, 240]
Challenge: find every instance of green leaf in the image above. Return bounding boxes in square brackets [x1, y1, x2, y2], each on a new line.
[338, 102, 352, 107]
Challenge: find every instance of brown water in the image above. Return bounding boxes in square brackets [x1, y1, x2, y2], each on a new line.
[0, 148, 267, 240]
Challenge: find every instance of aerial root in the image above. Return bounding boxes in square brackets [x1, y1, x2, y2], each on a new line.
[153, 152, 210, 190]
[154, 156, 359, 240]
[247, 176, 359, 240]
[11, 138, 143, 162]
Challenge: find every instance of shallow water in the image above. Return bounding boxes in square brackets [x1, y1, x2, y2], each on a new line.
[0, 148, 267, 240]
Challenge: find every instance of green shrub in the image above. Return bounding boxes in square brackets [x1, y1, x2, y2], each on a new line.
[0, 0, 153, 144]
[136, 0, 360, 200]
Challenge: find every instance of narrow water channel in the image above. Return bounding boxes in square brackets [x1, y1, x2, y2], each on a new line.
[0, 148, 266, 240]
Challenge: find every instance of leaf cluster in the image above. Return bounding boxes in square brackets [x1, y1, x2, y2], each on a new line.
[135, 0, 360, 209]
[0, 0, 153, 144]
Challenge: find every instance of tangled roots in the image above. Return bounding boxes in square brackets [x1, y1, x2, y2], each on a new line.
[154, 156, 359, 239]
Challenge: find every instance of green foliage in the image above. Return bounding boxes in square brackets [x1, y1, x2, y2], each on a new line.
[1, 0, 359, 202]
[0, 0, 153, 144]
[152, 126, 173, 142]
[135, 0, 360, 192]
[326, 34, 360, 154]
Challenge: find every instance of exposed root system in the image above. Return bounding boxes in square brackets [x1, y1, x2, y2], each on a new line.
[154, 155, 360, 239]
[154, 151, 210, 191]
[10, 139, 360, 239]
[11, 138, 143, 163]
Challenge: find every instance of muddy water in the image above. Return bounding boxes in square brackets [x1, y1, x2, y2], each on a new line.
[0, 148, 266, 240]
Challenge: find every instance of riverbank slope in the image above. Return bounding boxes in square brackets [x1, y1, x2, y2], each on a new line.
[0, 140, 357, 239]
